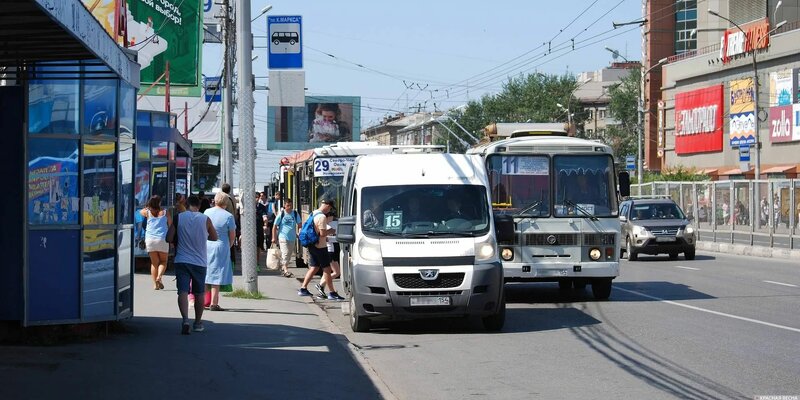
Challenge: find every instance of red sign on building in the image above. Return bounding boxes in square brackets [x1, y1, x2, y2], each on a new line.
[674, 85, 724, 155]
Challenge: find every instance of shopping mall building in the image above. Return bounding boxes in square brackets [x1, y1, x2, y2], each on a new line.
[647, 0, 800, 180]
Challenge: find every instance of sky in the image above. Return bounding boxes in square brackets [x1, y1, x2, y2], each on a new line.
[201, 0, 646, 185]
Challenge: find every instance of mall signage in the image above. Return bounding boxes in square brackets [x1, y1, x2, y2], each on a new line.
[769, 104, 800, 143]
[729, 79, 756, 146]
[675, 85, 724, 155]
[719, 18, 771, 64]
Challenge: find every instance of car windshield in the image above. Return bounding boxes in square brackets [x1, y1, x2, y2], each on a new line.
[553, 154, 617, 217]
[360, 184, 490, 237]
[631, 203, 686, 220]
[486, 155, 550, 217]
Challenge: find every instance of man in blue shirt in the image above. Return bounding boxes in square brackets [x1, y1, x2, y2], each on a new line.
[271, 199, 301, 278]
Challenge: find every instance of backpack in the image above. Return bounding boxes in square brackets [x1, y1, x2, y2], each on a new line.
[298, 211, 320, 247]
[274, 210, 299, 229]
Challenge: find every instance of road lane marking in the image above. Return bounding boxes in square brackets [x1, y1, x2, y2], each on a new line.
[763, 280, 798, 288]
[674, 266, 700, 271]
[614, 287, 800, 334]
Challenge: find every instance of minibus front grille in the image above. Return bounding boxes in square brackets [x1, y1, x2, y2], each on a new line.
[522, 233, 579, 246]
[393, 273, 465, 288]
[583, 233, 616, 245]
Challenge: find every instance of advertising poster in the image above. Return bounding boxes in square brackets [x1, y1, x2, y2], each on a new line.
[674, 85, 724, 155]
[729, 79, 756, 146]
[769, 105, 795, 143]
[82, 142, 116, 225]
[28, 140, 80, 225]
[81, 0, 125, 44]
[268, 96, 361, 150]
[127, 0, 201, 91]
[769, 70, 794, 106]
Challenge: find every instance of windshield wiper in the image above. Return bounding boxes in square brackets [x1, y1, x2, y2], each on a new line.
[363, 228, 405, 237]
[564, 199, 599, 221]
[514, 200, 542, 217]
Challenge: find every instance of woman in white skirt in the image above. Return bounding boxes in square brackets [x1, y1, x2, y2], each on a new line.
[140, 195, 172, 290]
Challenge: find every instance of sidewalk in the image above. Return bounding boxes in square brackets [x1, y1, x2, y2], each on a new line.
[1, 251, 385, 400]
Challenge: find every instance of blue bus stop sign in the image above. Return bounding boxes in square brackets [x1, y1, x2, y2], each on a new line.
[268, 16, 303, 69]
[625, 155, 636, 170]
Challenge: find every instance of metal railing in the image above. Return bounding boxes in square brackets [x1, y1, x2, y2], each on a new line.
[631, 180, 800, 249]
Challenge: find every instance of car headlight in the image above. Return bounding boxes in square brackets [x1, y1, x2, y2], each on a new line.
[357, 237, 382, 262]
[685, 224, 695, 235]
[633, 225, 649, 236]
[474, 236, 497, 262]
[589, 247, 602, 261]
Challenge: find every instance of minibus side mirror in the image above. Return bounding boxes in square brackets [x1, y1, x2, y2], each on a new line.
[337, 216, 356, 244]
[618, 171, 631, 198]
[494, 213, 515, 244]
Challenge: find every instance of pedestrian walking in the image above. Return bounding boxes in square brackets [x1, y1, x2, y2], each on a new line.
[256, 192, 269, 252]
[139, 195, 172, 290]
[313, 210, 342, 299]
[204, 192, 237, 311]
[298, 199, 344, 301]
[167, 195, 218, 335]
[271, 199, 301, 278]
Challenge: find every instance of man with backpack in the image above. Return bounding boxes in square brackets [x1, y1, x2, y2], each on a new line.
[297, 198, 344, 300]
[271, 199, 301, 278]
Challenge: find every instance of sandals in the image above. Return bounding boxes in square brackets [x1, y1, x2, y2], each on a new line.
[282, 271, 294, 278]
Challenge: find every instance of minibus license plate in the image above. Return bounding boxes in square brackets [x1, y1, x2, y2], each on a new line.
[410, 296, 451, 306]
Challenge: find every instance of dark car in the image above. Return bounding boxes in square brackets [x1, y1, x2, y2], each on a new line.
[618, 197, 696, 261]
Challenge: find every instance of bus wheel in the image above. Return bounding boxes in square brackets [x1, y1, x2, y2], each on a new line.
[349, 294, 371, 333]
[573, 279, 587, 290]
[558, 279, 572, 292]
[591, 278, 612, 300]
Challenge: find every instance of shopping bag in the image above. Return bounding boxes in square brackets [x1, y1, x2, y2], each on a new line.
[266, 244, 282, 270]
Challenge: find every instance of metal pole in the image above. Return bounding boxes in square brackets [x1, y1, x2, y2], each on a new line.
[237, 0, 258, 293]
[222, 0, 234, 185]
[637, 73, 644, 182]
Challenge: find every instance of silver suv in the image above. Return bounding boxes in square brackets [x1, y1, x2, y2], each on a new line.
[618, 198, 696, 261]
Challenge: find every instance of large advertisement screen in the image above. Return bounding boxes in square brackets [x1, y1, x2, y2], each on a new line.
[674, 85, 724, 155]
[267, 96, 361, 150]
[729, 79, 755, 147]
[128, 0, 201, 92]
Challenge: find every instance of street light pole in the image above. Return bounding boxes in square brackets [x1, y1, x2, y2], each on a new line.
[221, 0, 234, 185]
[237, 0, 258, 293]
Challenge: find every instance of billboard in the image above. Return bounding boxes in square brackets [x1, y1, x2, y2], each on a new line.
[770, 104, 800, 143]
[81, 0, 126, 44]
[267, 96, 361, 150]
[674, 85, 724, 155]
[769, 70, 794, 106]
[128, 0, 202, 91]
[729, 79, 755, 147]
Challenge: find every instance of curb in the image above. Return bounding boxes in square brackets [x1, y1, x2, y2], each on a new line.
[697, 240, 800, 260]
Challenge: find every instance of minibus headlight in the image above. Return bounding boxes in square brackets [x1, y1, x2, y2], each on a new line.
[474, 237, 496, 261]
[589, 248, 602, 261]
[501, 247, 514, 261]
[357, 238, 382, 262]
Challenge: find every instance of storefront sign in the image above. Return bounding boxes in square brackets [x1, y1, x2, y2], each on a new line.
[719, 18, 771, 64]
[769, 70, 794, 106]
[729, 79, 756, 146]
[657, 100, 665, 157]
[769, 105, 795, 143]
[674, 85, 724, 155]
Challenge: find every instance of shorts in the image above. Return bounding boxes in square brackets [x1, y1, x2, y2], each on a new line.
[328, 243, 341, 264]
[145, 238, 169, 253]
[307, 245, 331, 269]
[174, 262, 206, 295]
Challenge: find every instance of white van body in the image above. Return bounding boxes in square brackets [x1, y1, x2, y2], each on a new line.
[338, 153, 505, 332]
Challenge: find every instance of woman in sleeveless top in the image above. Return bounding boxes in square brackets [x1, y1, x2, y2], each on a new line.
[139, 195, 172, 290]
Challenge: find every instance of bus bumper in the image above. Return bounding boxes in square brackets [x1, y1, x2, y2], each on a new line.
[502, 261, 619, 281]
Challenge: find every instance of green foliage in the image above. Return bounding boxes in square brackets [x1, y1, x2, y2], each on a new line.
[444, 73, 589, 152]
[633, 165, 710, 183]
[604, 68, 640, 160]
[224, 289, 266, 300]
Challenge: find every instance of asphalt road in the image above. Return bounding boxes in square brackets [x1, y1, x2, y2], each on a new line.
[319, 251, 800, 400]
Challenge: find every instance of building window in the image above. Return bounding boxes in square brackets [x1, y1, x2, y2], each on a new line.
[598, 110, 606, 119]
[675, 0, 698, 54]
[586, 109, 594, 120]
[587, 129, 594, 136]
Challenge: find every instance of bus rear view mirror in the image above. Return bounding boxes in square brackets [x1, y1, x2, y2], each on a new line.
[337, 216, 356, 244]
[494, 213, 515, 244]
[618, 171, 631, 198]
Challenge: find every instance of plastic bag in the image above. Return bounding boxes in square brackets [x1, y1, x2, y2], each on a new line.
[266, 244, 282, 270]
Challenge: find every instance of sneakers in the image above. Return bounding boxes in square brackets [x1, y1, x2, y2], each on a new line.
[193, 322, 205, 332]
[327, 291, 345, 301]
[298, 288, 312, 296]
[181, 322, 191, 335]
[314, 293, 327, 300]
[313, 283, 326, 297]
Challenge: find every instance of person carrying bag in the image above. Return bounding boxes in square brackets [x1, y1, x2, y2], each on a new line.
[271, 199, 301, 278]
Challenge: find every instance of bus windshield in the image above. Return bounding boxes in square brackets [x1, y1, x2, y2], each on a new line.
[553, 154, 616, 217]
[360, 184, 490, 237]
[315, 176, 344, 209]
[486, 155, 551, 217]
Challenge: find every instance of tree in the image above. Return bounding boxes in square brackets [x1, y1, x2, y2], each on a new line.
[605, 68, 640, 161]
[441, 73, 588, 152]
